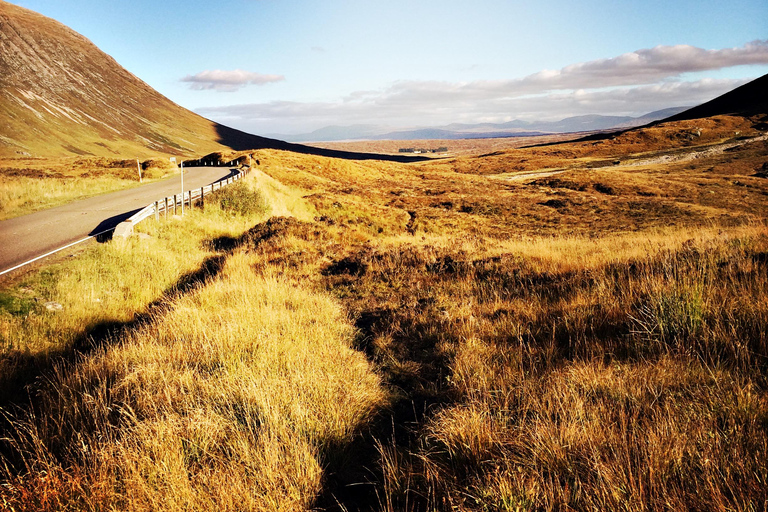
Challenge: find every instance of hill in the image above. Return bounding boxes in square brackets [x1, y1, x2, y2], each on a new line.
[662, 73, 768, 123]
[561, 74, 768, 146]
[0, 0, 228, 158]
[0, 1, 423, 162]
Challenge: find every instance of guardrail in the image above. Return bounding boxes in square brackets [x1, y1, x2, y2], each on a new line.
[114, 165, 251, 238]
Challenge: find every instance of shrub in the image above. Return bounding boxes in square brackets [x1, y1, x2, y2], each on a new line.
[208, 181, 268, 216]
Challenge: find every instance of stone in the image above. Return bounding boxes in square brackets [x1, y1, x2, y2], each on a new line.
[113, 220, 134, 238]
[44, 301, 63, 312]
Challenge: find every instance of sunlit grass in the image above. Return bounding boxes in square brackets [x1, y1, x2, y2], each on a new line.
[1, 121, 767, 511]
[0, 158, 177, 220]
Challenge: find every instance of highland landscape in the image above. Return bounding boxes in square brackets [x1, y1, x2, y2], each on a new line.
[1, 1, 767, 511]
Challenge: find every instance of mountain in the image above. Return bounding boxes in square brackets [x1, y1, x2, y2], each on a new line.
[370, 128, 548, 140]
[274, 108, 690, 142]
[557, 73, 768, 146]
[277, 125, 385, 143]
[621, 107, 693, 127]
[0, 0, 228, 157]
[661, 74, 768, 123]
[0, 1, 424, 163]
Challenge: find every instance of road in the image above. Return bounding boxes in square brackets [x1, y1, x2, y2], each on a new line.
[0, 166, 237, 275]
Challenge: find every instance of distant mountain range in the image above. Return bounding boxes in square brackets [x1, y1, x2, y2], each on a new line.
[268, 107, 690, 142]
[2, 0, 764, 160]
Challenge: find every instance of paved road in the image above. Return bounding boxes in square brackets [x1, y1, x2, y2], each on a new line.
[0, 166, 237, 275]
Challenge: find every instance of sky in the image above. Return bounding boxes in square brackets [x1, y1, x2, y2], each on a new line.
[12, 0, 768, 136]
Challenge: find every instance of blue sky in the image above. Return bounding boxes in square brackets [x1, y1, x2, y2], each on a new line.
[12, 0, 768, 135]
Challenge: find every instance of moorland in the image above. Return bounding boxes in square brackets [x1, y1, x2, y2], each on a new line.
[0, 108, 766, 511]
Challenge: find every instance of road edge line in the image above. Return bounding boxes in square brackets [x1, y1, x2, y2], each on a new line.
[0, 227, 114, 277]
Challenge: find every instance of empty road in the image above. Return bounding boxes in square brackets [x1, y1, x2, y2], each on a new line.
[0, 166, 237, 275]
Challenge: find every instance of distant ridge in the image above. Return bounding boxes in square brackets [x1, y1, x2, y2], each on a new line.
[0, 1, 424, 162]
[272, 108, 689, 142]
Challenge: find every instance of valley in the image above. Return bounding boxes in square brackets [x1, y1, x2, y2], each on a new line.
[0, 0, 767, 510]
[0, 109, 766, 511]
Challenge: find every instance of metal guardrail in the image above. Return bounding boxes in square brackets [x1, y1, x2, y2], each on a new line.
[114, 166, 251, 238]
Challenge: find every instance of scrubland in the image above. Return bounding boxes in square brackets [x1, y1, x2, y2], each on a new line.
[0, 115, 767, 511]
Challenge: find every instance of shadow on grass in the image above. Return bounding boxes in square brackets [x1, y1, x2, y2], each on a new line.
[0, 251, 229, 417]
[88, 207, 142, 240]
[315, 311, 455, 512]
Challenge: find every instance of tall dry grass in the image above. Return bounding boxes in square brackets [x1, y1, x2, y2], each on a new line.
[1, 129, 767, 511]
[0, 174, 277, 405]
[319, 227, 768, 511]
[0, 171, 384, 511]
[0, 251, 385, 511]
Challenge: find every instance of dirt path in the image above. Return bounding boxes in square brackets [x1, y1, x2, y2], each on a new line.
[618, 134, 768, 167]
[495, 134, 768, 182]
[498, 169, 567, 181]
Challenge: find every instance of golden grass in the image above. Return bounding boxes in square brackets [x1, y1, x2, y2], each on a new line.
[1, 251, 385, 510]
[0, 157, 178, 220]
[318, 227, 768, 511]
[1, 116, 767, 510]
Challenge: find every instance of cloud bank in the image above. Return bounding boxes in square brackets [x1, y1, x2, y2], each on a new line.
[181, 69, 285, 92]
[512, 39, 768, 91]
[197, 40, 768, 133]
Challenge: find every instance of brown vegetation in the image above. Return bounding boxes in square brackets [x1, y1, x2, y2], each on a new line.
[1, 117, 767, 510]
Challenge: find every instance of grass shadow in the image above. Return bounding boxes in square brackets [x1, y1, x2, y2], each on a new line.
[0, 250, 230, 415]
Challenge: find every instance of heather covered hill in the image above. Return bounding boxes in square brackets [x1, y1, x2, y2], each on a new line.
[0, 1, 424, 163]
[0, 1, 227, 157]
[663, 73, 768, 122]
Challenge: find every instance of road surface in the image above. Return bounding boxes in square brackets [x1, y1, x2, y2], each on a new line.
[0, 166, 237, 275]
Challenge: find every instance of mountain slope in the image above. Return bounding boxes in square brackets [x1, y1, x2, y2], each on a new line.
[0, 0, 228, 157]
[662, 74, 768, 123]
[0, 1, 426, 163]
[558, 74, 768, 146]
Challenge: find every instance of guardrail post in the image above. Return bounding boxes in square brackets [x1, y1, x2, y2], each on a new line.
[200, 187, 204, 207]
[173, 194, 177, 215]
[155, 201, 159, 221]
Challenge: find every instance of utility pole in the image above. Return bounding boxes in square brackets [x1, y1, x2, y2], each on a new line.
[180, 161, 184, 217]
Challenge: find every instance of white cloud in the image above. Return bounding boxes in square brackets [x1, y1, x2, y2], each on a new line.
[196, 41, 768, 133]
[368, 40, 768, 106]
[515, 39, 768, 90]
[181, 69, 284, 92]
[199, 78, 750, 134]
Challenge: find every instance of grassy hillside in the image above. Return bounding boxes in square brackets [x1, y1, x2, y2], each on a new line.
[0, 1, 428, 163]
[0, 116, 767, 510]
[0, 0, 231, 158]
